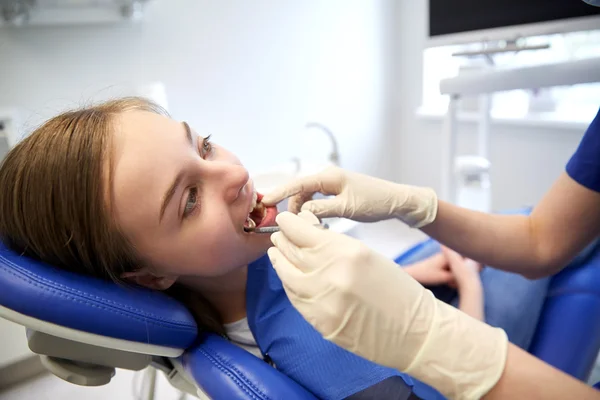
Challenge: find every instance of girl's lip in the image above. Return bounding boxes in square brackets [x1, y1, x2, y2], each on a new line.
[256, 204, 278, 228]
[243, 191, 278, 230]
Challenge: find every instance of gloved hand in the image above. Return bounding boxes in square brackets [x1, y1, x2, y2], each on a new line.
[262, 166, 438, 228]
[268, 211, 508, 400]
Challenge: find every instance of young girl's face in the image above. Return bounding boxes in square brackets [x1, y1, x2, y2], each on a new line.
[110, 110, 272, 283]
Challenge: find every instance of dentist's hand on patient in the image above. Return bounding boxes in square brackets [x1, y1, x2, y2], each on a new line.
[267, 211, 507, 400]
[262, 166, 438, 228]
[268, 211, 600, 400]
[264, 165, 600, 279]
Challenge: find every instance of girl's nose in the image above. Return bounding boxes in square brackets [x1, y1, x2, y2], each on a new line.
[204, 162, 250, 204]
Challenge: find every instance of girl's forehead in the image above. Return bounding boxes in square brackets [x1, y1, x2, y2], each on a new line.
[108, 111, 190, 230]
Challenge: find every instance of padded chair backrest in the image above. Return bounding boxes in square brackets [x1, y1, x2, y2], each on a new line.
[0, 241, 197, 350]
[528, 237, 600, 381]
[182, 334, 318, 400]
[0, 241, 320, 398]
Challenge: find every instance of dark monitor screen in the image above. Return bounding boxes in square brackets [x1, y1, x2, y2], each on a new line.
[429, 0, 600, 37]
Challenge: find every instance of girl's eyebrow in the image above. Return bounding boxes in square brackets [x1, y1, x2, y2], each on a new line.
[158, 122, 193, 223]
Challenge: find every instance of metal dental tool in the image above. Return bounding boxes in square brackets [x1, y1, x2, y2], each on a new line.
[244, 223, 329, 234]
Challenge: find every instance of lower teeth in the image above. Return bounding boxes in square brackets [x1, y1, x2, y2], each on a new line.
[246, 217, 256, 230]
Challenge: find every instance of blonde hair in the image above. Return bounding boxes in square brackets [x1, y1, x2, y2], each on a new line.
[0, 97, 225, 335]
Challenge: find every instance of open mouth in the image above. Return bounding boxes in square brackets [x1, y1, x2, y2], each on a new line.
[243, 191, 278, 232]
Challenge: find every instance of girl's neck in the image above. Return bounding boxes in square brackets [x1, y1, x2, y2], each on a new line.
[180, 265, 248, 324]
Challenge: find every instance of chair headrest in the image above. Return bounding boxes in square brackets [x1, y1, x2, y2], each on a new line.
[0, 242, 197, 349]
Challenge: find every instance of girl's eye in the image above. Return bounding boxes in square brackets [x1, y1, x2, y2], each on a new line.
[183, 187, 198, 218]
[201, 135, 213, 156]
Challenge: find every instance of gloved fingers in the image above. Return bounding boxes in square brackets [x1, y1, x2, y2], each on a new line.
[262, 175, 325, 206]
[297, 210, 321, 224]
[274, 211, 329, 248]
[300, 198, 345, 219]
[270, 212, 322, 272]
[262, 168, 343, 206]
[270, 231, 309, 271]
[267, 247, 314, 298]
[288, 192, 315, 214]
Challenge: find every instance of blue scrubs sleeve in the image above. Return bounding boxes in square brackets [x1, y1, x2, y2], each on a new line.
[566, 107, 600, 193]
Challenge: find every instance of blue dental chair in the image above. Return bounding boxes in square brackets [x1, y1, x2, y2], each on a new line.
[395, 207, 600, 384]
[1, 209, 600, 399]
[0, 240, 316, 399]
[395, 236, 600, 383]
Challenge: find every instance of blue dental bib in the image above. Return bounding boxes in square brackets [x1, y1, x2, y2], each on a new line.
[245, 254, 418, 399]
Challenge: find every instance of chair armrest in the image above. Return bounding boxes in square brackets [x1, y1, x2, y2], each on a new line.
[528, 241, 600, 381]
[181, 334, 317, 400]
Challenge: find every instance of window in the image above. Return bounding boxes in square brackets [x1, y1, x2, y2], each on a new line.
[421, 30, 600, 122]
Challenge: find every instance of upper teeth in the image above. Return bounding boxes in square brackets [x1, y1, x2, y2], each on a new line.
[247, 188, 265, 219]
[251, 190, 258, 211]
[244, 189, 262, 231]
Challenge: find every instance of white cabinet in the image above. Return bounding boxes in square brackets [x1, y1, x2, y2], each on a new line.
[0, 317, 32, 368]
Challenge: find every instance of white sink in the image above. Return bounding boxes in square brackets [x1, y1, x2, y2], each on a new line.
[251, 164, 359, 235]
[252, 171, 297, 195]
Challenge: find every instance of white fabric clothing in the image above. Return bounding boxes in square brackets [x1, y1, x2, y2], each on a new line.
[224, 317, 263, 359]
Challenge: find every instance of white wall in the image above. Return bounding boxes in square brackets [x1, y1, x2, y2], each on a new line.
[0, 0, 395, 178]
[0, 0, 395, 368]
[392, 0, 588, 210]
[0, 0, 592, 220]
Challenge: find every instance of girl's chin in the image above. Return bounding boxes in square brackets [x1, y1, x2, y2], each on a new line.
[257, 240, 272, 253]
[247, 232, 273, 246]
[249, 239, 273, 258]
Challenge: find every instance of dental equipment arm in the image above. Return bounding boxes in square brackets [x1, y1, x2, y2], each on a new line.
[267, 212, 600, 400]
[423, 173, 600, 279]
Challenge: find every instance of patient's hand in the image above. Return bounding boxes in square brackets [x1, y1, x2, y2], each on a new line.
[441, 246, 483, 287]
[441, 246, 484, 321]
[403, 252, 456, 286]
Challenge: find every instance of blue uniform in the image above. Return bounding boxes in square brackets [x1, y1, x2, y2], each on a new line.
[566, 108, 600, 193]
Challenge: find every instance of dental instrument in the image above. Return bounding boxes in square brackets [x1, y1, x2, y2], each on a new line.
[244, 223, 329, 234]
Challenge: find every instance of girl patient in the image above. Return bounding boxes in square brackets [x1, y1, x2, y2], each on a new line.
[0, 97, 547, 400]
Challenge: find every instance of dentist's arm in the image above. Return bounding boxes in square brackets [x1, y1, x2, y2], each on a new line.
[268, 212, 599, 400]
[422, 173, 600, 278]
[263, 167, 600, 279]
[487, 343, 599, 400]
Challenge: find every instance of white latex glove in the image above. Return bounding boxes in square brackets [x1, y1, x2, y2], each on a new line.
[262, 166, 438, 228]
[268, 211, 508, 400]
